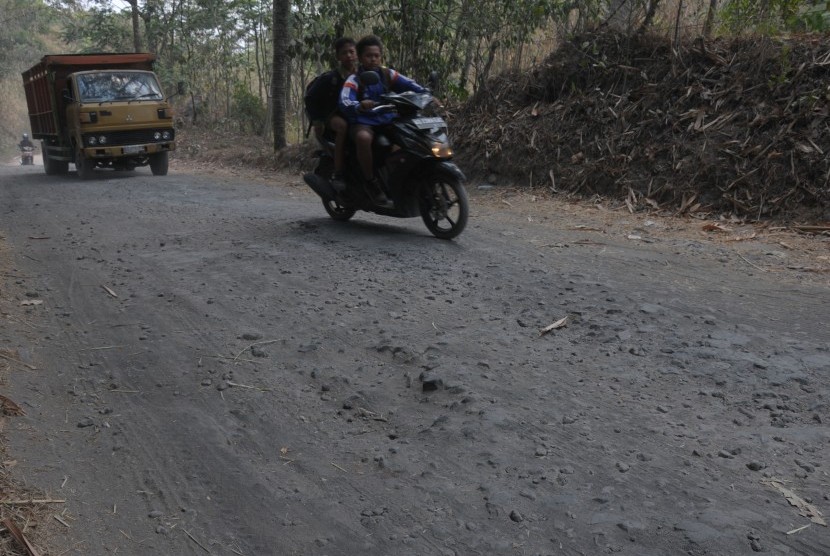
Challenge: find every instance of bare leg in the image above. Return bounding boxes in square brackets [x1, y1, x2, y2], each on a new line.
[330, 115, 348, 175]
[354, 126, 374, 181]
[312, 123, 325, 146]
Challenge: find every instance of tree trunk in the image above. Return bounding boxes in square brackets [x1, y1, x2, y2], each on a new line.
[459, 34, 476, 91]
[141, 0, 160, 54]
[272, 0, 290, 150]
[127, 0, 143, 52]
[702, 0, 718, 38]
[637, 0, 661, 35]
[674, 0, 684, 46]
[476, 39, 499, 96]
[447, 0, 472, 72]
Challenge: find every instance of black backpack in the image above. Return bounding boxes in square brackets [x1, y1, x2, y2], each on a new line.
[304, 70, 342, 124]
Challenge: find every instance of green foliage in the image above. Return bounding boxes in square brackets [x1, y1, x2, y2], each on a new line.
[59, 4, 133, 52]
[232, 82, 267, 134]
[770, 42, 792, 86]
[719, 0, 823, 34]
[445, 80, 470, 101]
[0, 0, 53, 77]
[35, 0, 826, 139]
[787, 1, 830, 31]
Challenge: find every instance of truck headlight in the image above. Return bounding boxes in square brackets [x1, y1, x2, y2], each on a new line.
[162, 131, 172, 140]
[88, 136, 97, 145]
[98, 136, 107, 145]
[154, 132, 162, 140]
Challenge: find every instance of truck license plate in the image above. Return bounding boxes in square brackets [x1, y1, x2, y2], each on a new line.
[123, 145, 142, 154]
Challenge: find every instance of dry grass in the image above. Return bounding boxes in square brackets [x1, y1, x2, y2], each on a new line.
[0, 238, 54, 555]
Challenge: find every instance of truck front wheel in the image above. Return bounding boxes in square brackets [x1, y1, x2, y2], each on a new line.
[149, 152, 169, 176]
[75, 146, 95, 180]
[43, 143, 68, 175]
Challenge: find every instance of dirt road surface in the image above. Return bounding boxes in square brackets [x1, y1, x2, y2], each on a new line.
[1, 160, 829, 555]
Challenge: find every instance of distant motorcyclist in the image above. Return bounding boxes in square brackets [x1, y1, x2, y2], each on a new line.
[18, 133, 34, 150]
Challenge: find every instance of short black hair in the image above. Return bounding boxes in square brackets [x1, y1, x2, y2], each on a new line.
[357, 35, 383, 57]
[333, 37, 355, 54]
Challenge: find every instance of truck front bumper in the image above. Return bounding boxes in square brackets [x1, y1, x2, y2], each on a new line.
[81, 142, 175, 158]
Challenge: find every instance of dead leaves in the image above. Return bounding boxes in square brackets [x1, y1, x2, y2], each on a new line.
[702, 223, 732, 233]
[451, 33, 830, 221]
[1, 517, 42, 556]
[0, 394, 25, 416]
[762, 479, 827, 527]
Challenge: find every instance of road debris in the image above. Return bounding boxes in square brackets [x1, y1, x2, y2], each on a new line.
[101, 285, 118, 298]
[540, 316, 569, 335]
[1, 517, 42, 556]
[0, 394, 25, 416]
[762, 479, 827, 526]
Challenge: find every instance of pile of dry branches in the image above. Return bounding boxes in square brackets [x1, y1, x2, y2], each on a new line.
[451, 32, 830, 221]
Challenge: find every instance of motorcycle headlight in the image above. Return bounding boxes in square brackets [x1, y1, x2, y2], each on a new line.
[88, 136, 97, 146]
[154, 132, 162, 140]
[431, 143, 454, 158]
[162, 131, 172, 140]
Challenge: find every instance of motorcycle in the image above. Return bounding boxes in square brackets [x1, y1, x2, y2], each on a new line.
[303, 72, 469, 239]
[20, 146, 34, 166]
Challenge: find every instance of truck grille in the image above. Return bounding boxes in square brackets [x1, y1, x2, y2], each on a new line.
[83, 129, 175, 147]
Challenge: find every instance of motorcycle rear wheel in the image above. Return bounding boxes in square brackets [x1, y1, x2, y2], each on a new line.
[323, 198, 356, 221]
[420, 172, 469, 239]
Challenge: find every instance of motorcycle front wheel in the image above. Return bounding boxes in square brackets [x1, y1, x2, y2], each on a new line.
[323, 198, 356, 221]
[420, 172, 469, 239]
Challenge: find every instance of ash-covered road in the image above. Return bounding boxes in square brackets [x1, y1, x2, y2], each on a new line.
[1, 162, 828, 555]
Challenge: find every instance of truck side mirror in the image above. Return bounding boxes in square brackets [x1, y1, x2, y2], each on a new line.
[62, 88, 74, 102]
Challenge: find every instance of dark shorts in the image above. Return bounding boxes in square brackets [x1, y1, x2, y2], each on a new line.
[312, 110, 346, 128]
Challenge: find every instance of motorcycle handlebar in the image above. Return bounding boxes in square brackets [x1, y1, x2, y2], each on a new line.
[370, 104, 396, 113]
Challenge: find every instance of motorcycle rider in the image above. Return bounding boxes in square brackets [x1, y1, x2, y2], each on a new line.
[18, 133, 34, 150]
[304, 37, 357, 192]
[338, 35, 429, 208]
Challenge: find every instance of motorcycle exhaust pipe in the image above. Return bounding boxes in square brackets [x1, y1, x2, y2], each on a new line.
[303, 173, 337, 200]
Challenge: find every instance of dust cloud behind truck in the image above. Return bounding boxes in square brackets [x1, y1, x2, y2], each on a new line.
[22, 53, 181, 179]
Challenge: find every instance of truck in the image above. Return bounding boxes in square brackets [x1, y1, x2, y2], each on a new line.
[22, 53, 180, 179]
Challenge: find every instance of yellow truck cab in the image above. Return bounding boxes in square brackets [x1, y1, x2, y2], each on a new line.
[22, 53, 180, 179]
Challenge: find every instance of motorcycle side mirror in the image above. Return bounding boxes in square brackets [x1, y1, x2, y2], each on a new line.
[359, 71, 380, 86]
[427, 71, 439, 91]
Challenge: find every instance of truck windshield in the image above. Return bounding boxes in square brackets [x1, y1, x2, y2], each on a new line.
[77, 71, 163, 102]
